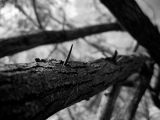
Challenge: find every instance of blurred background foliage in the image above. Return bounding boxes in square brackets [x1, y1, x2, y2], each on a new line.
[0, 0, 160, 120]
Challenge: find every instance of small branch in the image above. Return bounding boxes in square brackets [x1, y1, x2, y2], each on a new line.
[84, 39, 113, 57]
[47, 7, 74, 29]
[117, 62, 154, 120]
[32, 0, 44, 30]
[99, 84, 121, 120]
[150, 68, 160, 109]
[14, 2, 38, 28]
[47, 45, 58, 58]
[67, 108, 75, 120]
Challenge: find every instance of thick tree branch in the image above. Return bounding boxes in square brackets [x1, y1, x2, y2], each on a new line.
[0, 23, 122, 58]
[0, 55, 146, 120]
[100, 0, 160, 65]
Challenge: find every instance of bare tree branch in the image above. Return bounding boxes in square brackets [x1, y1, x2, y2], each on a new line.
[32, 0, 44, 30]
[14, 2, 39, 28]
[127, 64, 153, 120]
[99, 84, 121, 120]
[150, 68, 160, 109]
[67, 108, 75, 120]
[0, 55, 147, 120]
[100, 0, 160, 66]
[0, 23, 122, 58]
[116, 62, 153, 120]
[84, 39, 113, 57]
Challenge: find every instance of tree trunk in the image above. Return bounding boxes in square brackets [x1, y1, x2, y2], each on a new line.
[0, 56, 146, 120]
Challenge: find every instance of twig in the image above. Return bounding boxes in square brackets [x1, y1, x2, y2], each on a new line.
[84, 39, 113, 57]
[150, 68, 160, 109]
[67, 108, 75, 120]
[14, 2, 38, 28]
[47, 7, 74, 29]
[47, 45, 58, 59]
[32, 0, 44, 30]
[143, 98, 150, 120]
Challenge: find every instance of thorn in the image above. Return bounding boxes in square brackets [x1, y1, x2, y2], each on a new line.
[35, 58, 46, 62]
[63, 44, 73, 66]
[35, 58, 40, 62]
[111, 50, 118, 62]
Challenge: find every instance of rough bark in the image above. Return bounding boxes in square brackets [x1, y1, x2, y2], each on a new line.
[0, 23, 122, 58]
[0, 55, 146, 120]
[100, 0, 160, 65]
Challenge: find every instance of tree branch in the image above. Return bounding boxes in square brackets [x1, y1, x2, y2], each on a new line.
[0, 55, 146, 120]
[0, 23, 122, 58]
[99, 84, 121, 120]
[117, 62, 153, 120]
[32, 0, 44, 30]
[15, 2, 39, 28]
[100, 0, 160, 65]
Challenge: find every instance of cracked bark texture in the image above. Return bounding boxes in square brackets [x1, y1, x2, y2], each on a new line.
[0, 56, 146, 120]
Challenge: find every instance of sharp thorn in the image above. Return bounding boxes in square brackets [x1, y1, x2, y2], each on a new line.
[63, 44, 73, 66]
[112, 50, 118, 62]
